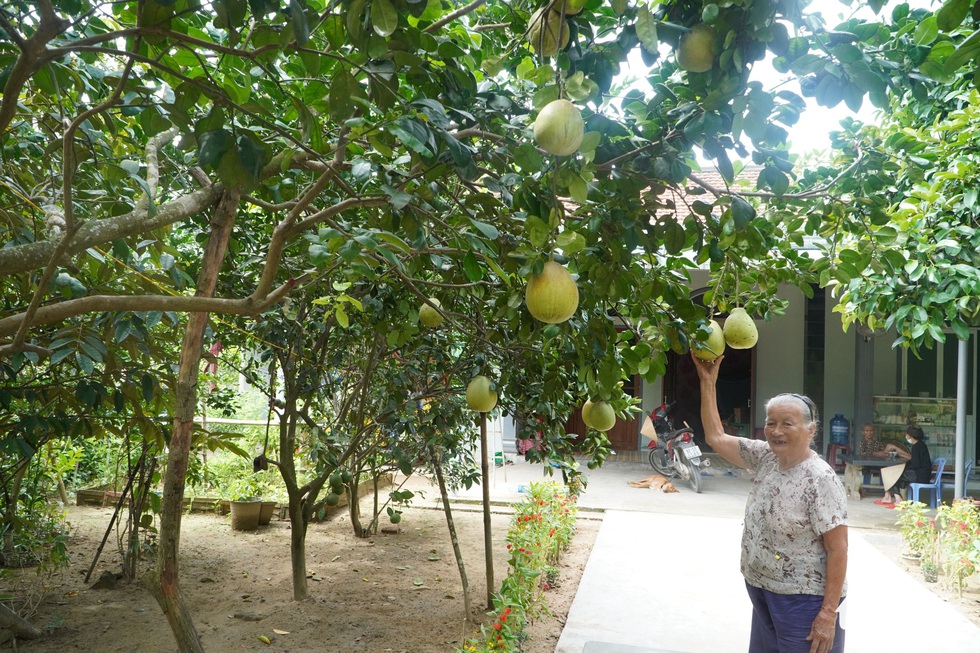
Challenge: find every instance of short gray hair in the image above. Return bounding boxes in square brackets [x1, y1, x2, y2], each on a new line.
[765, 393, 819, 428]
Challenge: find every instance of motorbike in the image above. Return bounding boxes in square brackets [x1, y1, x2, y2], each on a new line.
[645, 402, 709, 493]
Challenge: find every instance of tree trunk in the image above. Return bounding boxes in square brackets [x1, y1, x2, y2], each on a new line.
[1, 462, 29, 563]
[145, 189, 238, 653]
[479, 413, 494, 609]
[0, 602, 43, 640]
[347, 474, 366, 538]
[430, 446, 472, 620]
[287, 495, 309, 600]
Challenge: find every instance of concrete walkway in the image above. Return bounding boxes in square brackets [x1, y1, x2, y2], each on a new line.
[403, 455, 980, 652]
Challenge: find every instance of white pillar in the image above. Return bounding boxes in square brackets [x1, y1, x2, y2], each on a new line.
[955, 338, 968, 499]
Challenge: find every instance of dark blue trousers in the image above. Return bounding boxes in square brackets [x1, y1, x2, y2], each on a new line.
[745, 582, 845, 653]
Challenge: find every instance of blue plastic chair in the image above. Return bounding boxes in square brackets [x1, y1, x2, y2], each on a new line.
[908, 457, 946, 508]
[940, 459, 974, 498]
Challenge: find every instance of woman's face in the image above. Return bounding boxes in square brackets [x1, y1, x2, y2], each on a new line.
[862, 425, 875, 440]
[764, 401, 814, 462]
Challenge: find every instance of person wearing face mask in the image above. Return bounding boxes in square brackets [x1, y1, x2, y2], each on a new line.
[878, 425, 931, 506]
[693, 354, 847, 653]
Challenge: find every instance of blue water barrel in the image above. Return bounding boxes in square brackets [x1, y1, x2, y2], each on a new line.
[830, 413, 850, 445]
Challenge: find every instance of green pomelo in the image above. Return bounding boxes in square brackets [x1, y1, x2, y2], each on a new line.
[724, 307, 759, 349]
[532, 99, 585, 157]
[583, 400, 616, 432]
[527, 7, 570, 57]
[389, 511, 402, 524]
[525, 260, 579, 324]
[325, 492, 341, 507]
[677, 23, 715, 73]
[419, 297, 444, 327]
[581, 399, 594, 424]
[466, 375, 498, 412]
[692, 319, 726, 361]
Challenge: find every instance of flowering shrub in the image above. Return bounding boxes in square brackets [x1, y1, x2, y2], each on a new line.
[935, 500, 980, 595]
[896, 499, 980, 596]
[458, 480, 577, 653]
[895, 501, 933, 557]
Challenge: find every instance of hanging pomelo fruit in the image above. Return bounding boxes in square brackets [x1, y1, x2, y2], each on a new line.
[677, 23, 715, 73]
[692, 319, 726, 361]
[724, 307, 759, 349]
[533, 99, 584, 157]
[466, 375, 498, 412]
[525, 260, 579, 324]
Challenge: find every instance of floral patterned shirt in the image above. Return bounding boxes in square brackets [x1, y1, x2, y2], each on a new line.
[858, 438, 886, 456]
[738, 439, 848, 597]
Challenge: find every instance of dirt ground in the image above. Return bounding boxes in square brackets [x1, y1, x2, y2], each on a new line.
[1, 502, 599, 653]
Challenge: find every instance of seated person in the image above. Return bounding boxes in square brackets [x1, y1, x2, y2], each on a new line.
[858, 422, 886, 456]
[877, 425, 932, 506]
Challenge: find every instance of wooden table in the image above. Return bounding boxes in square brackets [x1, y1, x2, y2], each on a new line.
[840, 454, 905, 499]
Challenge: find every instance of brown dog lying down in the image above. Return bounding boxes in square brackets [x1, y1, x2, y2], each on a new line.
[627, 474, 678, 493]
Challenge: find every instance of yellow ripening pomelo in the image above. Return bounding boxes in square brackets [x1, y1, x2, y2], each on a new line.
[419, 297, 444, 327]
[692, 319, 726, 361]
[581, 399, 593, 424]
[583, 400, 616, 432]
[723, 307, 759, 349]
[527, 7, 570, 57]
[466, 375, 498, 412]
[525, 260, 580, 324]
[677, 23, 715, 73]
[532, 99, 585, 156]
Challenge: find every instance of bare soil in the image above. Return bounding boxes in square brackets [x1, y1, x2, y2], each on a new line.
[1, 503, 599, 653]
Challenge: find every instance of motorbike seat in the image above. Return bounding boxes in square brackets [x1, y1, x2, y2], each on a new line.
[663, 428, 691, 442]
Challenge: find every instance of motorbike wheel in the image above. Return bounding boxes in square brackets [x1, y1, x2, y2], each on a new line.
[648, 447, 674, 477]
[684, 458, 703, 493]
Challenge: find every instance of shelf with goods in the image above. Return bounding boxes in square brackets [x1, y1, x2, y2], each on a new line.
[872, 395, 957, 462]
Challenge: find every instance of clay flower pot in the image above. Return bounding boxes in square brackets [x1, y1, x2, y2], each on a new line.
[258, 501, 277, 526]
[229, 499, 262, 531]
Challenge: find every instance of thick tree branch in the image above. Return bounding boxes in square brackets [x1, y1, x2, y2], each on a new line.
[0, 184, 225, 277]
[424, 0, 487, 33]
[0, 278, 298, 343]
[0, 4, 71, 134]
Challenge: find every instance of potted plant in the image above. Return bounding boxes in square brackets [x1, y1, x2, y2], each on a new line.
[225, 474, 271, 532]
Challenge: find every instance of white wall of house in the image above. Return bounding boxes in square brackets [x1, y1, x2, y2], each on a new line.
[754, 287, 806, 426]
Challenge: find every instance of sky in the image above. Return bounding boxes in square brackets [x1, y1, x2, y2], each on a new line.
[770, 0, 935, 156]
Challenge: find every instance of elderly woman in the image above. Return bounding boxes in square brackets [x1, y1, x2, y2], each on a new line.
[693, 354, 847, 653]
[878, 425, 931, 506]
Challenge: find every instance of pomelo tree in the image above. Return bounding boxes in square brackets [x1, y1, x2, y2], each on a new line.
[2, 0, 973, 649]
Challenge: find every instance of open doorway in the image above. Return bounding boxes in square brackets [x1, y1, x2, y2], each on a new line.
[663, 342, 754, 450]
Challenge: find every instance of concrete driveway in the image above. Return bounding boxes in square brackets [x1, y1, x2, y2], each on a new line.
[405, 454, 980, 652]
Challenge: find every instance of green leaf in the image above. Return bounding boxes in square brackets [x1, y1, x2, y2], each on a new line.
[141, 373, 156, 403]
[568, 175, 588, 204]
[731, 196, 756, 228]
[913, 16, 938, 46]
[197, 129, 232, 168]
[556, 230, 586, 254]
[945, 29, 980, 73]
[289, 0, 310, 45]
[636, 6, 658, 54]
[937, 0, 971, 31]
[329, 70, 357, 124]
[469, 219, 499, 240]
[372, 0, 398, 37]
[463, 252, 484, 282]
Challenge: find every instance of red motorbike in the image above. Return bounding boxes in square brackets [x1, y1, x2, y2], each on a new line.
[646, 402, 708, 493]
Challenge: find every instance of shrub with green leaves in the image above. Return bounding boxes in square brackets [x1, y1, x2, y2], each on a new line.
[458, 480, 577, 653]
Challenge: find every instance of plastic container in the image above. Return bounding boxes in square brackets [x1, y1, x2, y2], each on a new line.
[830, 413, 850, 445]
